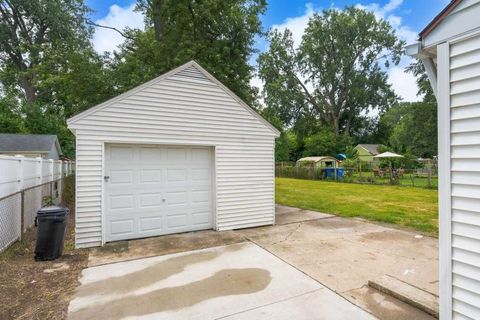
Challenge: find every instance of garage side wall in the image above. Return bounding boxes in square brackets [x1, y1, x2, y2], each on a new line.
[438, 33, 480, 319]
[71, 66, 276, 248]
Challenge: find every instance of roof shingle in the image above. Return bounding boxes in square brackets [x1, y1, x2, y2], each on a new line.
[0, 134, 58, 153]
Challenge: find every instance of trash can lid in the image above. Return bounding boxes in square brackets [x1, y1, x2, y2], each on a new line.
[37, 205, 69, 215]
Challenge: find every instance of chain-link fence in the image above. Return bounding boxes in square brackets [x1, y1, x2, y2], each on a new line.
[276, 164, 438, 188]
[0, 179, 65, 253]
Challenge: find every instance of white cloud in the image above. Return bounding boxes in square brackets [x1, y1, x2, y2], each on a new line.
[388, 58, 420, 102]
[92, 3, 144, 54]
[270, 3, 316, 48]
[252, 0, 421, 102]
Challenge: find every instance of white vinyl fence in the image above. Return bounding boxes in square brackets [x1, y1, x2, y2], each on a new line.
[0, 155, 74, 253]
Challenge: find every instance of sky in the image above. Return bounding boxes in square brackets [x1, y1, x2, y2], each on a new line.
[85, 0, 450, 102]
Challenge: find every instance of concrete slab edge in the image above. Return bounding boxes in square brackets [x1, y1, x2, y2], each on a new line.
[368, 277, 439, 318]
[245, 238, 379, 320]
[87, 240, 250, 268]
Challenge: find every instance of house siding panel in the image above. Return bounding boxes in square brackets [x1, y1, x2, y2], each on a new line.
[449, 35, 480, 320]
[69, 64, 277, 248]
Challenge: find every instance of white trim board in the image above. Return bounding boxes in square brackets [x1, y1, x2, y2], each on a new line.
[437, 42, 452, 320]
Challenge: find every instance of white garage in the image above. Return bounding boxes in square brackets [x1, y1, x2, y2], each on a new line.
[67, 61, 279, 248]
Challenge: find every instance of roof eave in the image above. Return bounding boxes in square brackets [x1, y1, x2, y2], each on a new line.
[419, 0, 463, 40]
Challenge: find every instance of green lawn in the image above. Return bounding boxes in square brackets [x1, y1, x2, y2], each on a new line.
[276, 177, 438, 234]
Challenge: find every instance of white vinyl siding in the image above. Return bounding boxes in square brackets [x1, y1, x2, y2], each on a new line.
[449, 34, 480, 319]
[424, 0, 480, 48]
[69, 63, 277, 248]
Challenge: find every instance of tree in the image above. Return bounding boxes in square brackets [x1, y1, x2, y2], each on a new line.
[0, 0, 114, 157]
[302, 127, 353, 157]
[0, 94, 25, 133]
[0, 0, 90, 102]
[388, 102, 437, 158]
[258, 7, 403, 135]
[112, 0, 267, 106]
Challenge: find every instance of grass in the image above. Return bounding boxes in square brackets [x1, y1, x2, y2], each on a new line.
[276, 177, 438, 234]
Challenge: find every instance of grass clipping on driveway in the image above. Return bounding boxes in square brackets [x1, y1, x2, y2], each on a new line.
[276, 178, 438, 234]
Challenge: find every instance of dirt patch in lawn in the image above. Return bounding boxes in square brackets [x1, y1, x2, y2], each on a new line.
[0, 203, 87, 320]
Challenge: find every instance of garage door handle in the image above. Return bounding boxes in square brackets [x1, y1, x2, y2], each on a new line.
[104, 176, 110, 182]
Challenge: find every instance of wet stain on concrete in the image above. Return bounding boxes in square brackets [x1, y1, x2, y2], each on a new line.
[70, 268, 272, 320]
[77, 250, 220, 298]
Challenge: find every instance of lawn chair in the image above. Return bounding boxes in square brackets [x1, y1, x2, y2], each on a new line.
[373, 167, 384, 178]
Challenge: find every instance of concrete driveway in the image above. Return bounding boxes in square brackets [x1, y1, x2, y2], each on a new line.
[68, 242, 374, 320]
[69, 205, 438, 320]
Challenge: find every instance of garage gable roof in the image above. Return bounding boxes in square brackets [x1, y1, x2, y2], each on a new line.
[67, 61, 280, 137]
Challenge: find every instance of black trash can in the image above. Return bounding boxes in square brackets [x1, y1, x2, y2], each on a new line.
[34, 206, 69, 261]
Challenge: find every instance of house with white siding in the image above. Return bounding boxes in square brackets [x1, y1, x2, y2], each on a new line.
[67, 61, 279, 248]
[407, 0, 480, 318]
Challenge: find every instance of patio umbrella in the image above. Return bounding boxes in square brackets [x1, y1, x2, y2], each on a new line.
[373, 152, 404, 181]
[373, 151, 404, 159]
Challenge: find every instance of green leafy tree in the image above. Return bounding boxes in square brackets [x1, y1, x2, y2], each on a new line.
[111, 0, 266, 106]
[389, 102, 437, 158]
[302, 127, 353, 157]
[0, 0, 114, 157]
[258, 7, 403, 136]
[0, 94, 25, 132]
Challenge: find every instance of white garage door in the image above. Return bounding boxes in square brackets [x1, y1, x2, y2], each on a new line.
[105, 144, 213, 242]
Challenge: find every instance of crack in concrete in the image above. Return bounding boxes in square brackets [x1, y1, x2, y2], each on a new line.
[271, 222, 302, 245]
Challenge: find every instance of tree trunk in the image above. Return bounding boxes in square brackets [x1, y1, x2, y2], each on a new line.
[333, 116, 340, 135]
[150, 0, 163, 43]
[20, 75, 37, 103]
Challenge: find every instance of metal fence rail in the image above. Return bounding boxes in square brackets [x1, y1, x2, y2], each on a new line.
[276, 165, 438, 188]
[0, 178, 66, 253]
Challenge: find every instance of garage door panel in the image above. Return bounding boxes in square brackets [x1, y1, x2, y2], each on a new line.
[139, 147, 162, 161]
[139, 216, 163, 232]
[192, 211, 211, 225]
[167, 213, 189, 229]
[110, 219, 134, 236]
[166, 168, 187, 182]
[165, 191, 188, 207]
[139, 192, 163, 208]
[192, 148, 211, 161]
[105, 144, 213, 242]
[110, 170, 134, 185]
[167, 148, 187, 161]
[139, 169, 162, 184]
[109, 146, 134, 161]
[109, 194, 135, 210]
[191, 168, 210, 181]
[192, 190, 210, 204]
